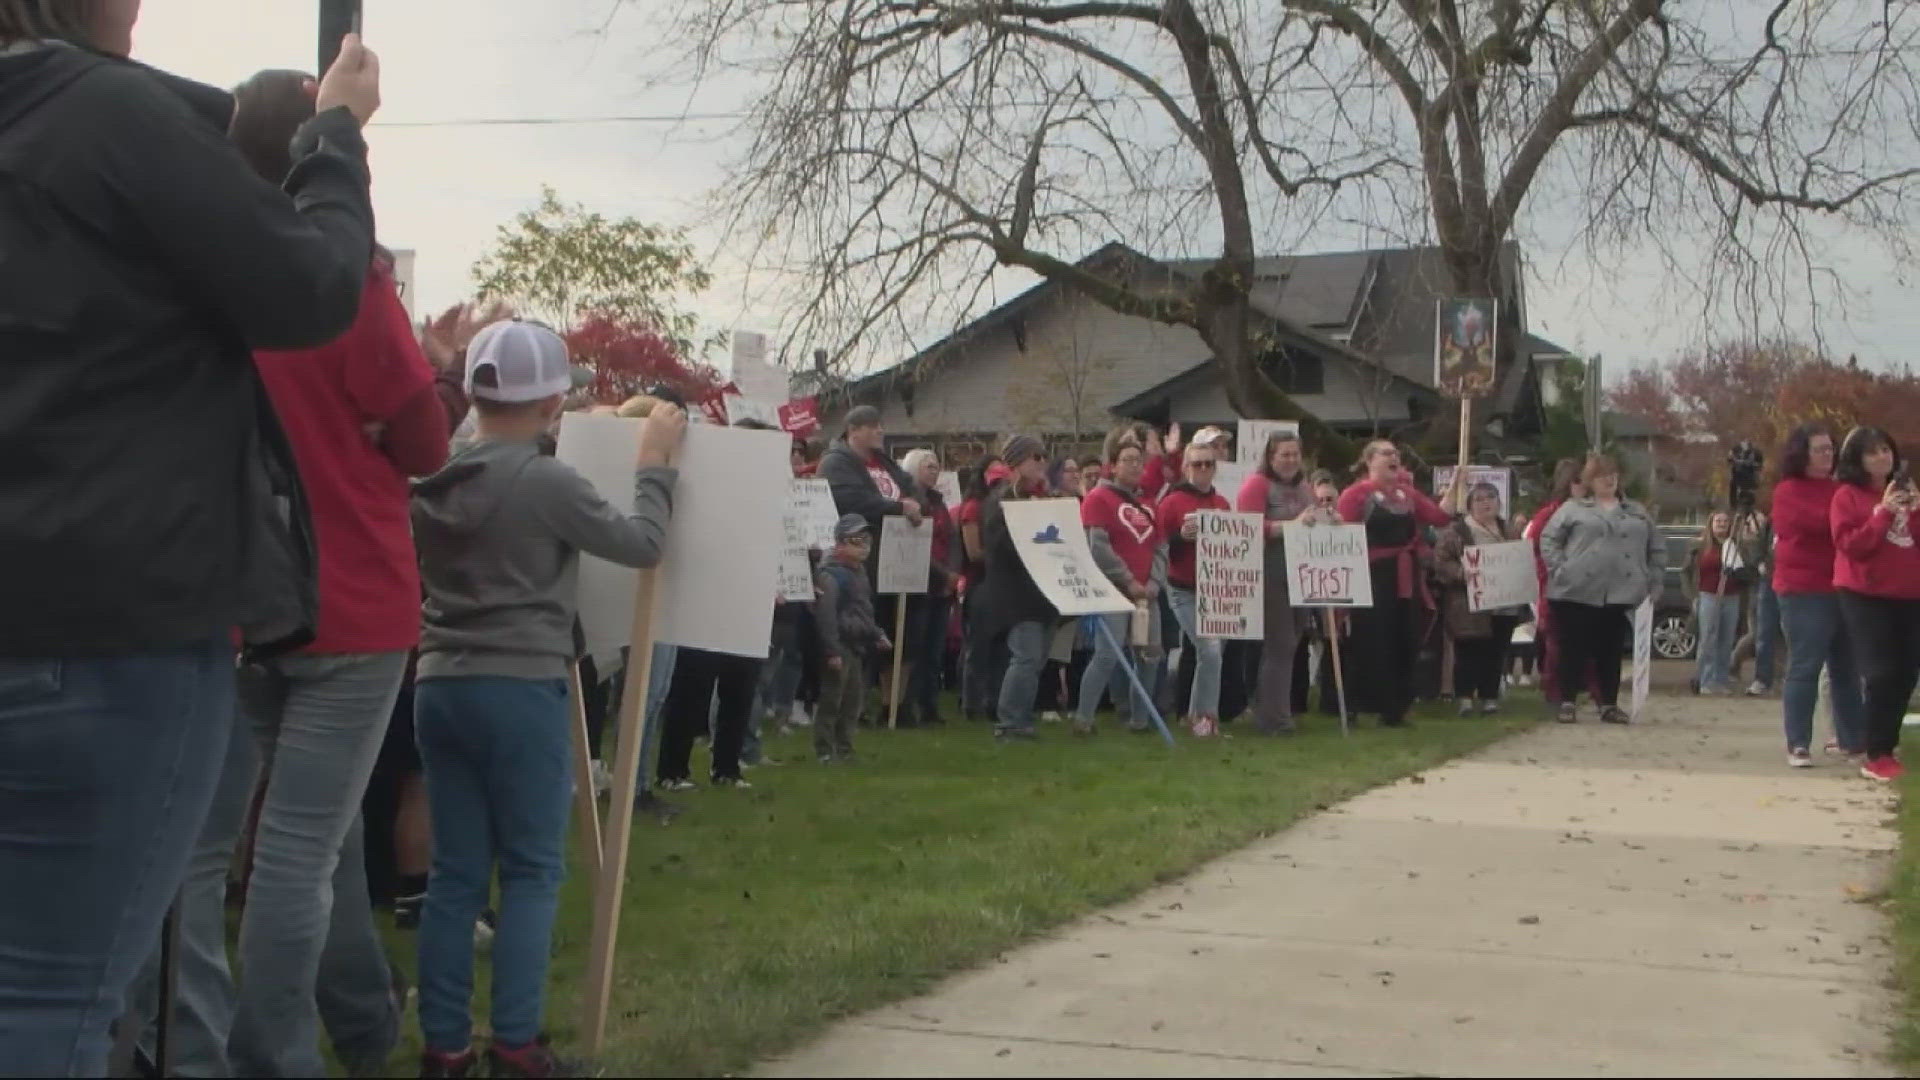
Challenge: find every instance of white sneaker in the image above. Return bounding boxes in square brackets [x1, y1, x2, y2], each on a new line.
[788, 703, 812, 727]
[1040, 710, 1065, 724]
[589, 759, 611, 796]
[1746, 681, 1769, 696]
[1788, 748, 1814, 768]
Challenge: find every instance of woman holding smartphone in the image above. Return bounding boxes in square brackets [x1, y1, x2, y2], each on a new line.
[1830, 427, 1920, 781]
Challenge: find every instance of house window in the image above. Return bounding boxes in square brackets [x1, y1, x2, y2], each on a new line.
[1259, 344, 1325, 396]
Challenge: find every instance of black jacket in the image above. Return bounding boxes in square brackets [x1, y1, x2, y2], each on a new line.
[973, 482, 1058, 643]
[0, 43, 375, 656]
[819, 438, 917, 532]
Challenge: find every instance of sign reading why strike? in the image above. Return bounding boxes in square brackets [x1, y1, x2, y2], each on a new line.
[1195, 511, 1264, 640]
[1281, 521, 1375, 608]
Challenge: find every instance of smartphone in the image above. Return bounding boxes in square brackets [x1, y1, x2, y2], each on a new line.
[1896, 462, 1913, 490]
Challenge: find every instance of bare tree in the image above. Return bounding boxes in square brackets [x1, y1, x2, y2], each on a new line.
[666, 0, 1920, 456]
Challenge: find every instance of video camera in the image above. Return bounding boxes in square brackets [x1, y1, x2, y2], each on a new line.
[1728, 441, 1763, 513]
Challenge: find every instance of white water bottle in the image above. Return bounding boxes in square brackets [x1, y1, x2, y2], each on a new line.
[1130, 600, 1151, 647]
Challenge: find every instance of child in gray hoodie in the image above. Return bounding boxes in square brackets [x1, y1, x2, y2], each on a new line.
[409, 320, 682, 1078]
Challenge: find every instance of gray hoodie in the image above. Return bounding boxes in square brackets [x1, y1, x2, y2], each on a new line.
[412, 437, 676, 680]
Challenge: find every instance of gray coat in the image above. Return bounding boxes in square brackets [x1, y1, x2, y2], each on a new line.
[1539, 496, 1664, 608]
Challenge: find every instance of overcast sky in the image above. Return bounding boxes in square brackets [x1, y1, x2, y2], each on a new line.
[132, 0, 1920, 379]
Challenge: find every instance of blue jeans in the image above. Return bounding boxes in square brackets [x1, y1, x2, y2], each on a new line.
[1167, 587, 1225, 720]
[1075, 613, 1153, 727]
[631, 642, 678, 792]
[229, 651, 408, 1077]
[126, 703, 259, 1078]
[995, 621, 1050, 733]
[1694, 593, 1741, 692]
[1751, 581, 1781, 688]
[1778, 592, 1865, 752]
[0, 642, 234, 1078]
[414, 677, 572, 1052]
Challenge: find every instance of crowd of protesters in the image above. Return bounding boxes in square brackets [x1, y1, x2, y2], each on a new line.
[4, 7, 1917, 1080]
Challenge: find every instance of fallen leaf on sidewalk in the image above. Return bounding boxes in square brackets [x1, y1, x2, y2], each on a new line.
[1519, 915, 1541, 925]
[996, 1048, 1012, 1058]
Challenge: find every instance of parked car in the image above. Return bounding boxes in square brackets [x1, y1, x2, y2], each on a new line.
[1651, 527, 1698, 661]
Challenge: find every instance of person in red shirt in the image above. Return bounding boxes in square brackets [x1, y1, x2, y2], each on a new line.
[1073, 432, 1164, 734]
[901, 448, 961, 727]
[1771, 422, 1865, 763]
[1339, 440, 1453, 728]
[958, 459, 1005, 722]
[1158, 443, 1234, 737]
[145, 69, 453, 1078]
[1831, 426, 1920, 781]
[1683, 511, 1755, 695]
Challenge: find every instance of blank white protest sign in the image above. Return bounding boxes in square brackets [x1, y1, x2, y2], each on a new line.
[558, 414, 790, 660]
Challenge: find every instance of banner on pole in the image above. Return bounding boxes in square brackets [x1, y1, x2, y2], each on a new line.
[1282, 521, 1374, 608]
[777, 397, 820, 438]
[1001, 498, 1135, 617]
[1464, 540, 1539, 613]
[1435, 297, 1498, 399]
[877, 516, 933, 595]
[1195, 511, 1264, 639]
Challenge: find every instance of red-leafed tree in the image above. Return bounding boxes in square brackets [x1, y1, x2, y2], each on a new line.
[564, 312, 731, 411]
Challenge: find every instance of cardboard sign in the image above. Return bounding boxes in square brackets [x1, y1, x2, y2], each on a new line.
[559, 415, 788, 660]
[778, 478, 837, 603]
[1281, 521, 1374, 608]
[1195, 511, 1264, 640]
[1000, 498, 1134, 617]
[1212, 460, 1253, 506]
[722, 394, 781, 428]
[1237, 420, 1300, 465]
[1433, 466, 1513, 519]
[1435, 297, 1498, 399]
[877, 516, 933, 595]
[936, 470, 963, 508]
[777, 397, 820, 438]
[1631, 597, 1653, 721]
[1464, 540, 1539, 613]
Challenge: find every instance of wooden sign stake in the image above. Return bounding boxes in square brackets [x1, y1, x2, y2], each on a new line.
[1328, 610, 1351, 738]
[581, 567, 663, 1055]
[566, 664, 604, 888]
[887, 601, 908, 729]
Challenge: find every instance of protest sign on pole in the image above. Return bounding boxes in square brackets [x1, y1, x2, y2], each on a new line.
[999, 499, 1135, 616]
[777, 397, 820, 437]
[936, 470, 962, 508]
[1434, 466, 1513, 519]
[1281, 521, 1375, 608]
[1211, 459, 1253, 506]
[1195, 511, 1264, 640]
[560, 415, 789, 661]
[1464, 540, 1539, 613]
[1237, 420, 1300, 465]
[878, 516, 933, 728]
[1631, 597, 1654, 721]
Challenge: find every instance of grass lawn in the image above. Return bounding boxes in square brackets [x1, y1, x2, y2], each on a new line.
[380, 697, 1534, 1076]
[1888, 771, 1920, 1071]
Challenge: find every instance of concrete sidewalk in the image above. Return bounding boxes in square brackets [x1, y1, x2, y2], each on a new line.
[756, 696, 1901, 1078]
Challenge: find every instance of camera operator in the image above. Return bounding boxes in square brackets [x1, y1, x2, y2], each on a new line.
[0, 8, 381, 1074]
[1723, 442, 1780, 695]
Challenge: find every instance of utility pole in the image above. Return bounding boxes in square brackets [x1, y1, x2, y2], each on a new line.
[318, 0, 362, 76]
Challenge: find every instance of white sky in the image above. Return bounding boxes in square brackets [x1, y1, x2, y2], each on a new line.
[131, 0, 1920, 378]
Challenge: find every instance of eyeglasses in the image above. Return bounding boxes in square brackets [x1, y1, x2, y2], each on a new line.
[1189, 460, 1217, 469]
[844, 535, 872, 546]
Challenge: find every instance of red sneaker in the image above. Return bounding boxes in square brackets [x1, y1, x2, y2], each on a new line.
[1860, 756, 1904, 782]
[419, 1048, 475, 1079]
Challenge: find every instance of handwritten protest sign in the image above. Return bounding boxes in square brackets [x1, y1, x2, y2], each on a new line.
[778, 479, 841, 602]
[936, 470, 962, 508]
[791, 479, 839, 549]
[1433, 466, 1513, 518]
[1237, 420, 1300, 465]
[1000, 498, 1134, 616]
[1281, 521, 1374, 608]
[560, 415, 787, 660]
[1196, 512, 1264, 639]
[877, 516, 933, 595]
[1464, 540, 1539, 613]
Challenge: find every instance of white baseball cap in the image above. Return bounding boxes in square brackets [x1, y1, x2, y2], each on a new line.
[464, 320, 590, 403]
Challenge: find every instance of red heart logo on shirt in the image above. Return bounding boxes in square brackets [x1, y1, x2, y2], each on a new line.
[1118, 503, 1154, 543]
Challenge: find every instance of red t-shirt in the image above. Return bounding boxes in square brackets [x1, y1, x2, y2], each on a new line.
[1832, 482, 1920, 599]
[1081, 482, 1160, 585]
[1155, 483, 1231, 587]
[1694, 543, 1743, 595]
[255, 263, 437, 654]
[866, 453, 903, 501]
